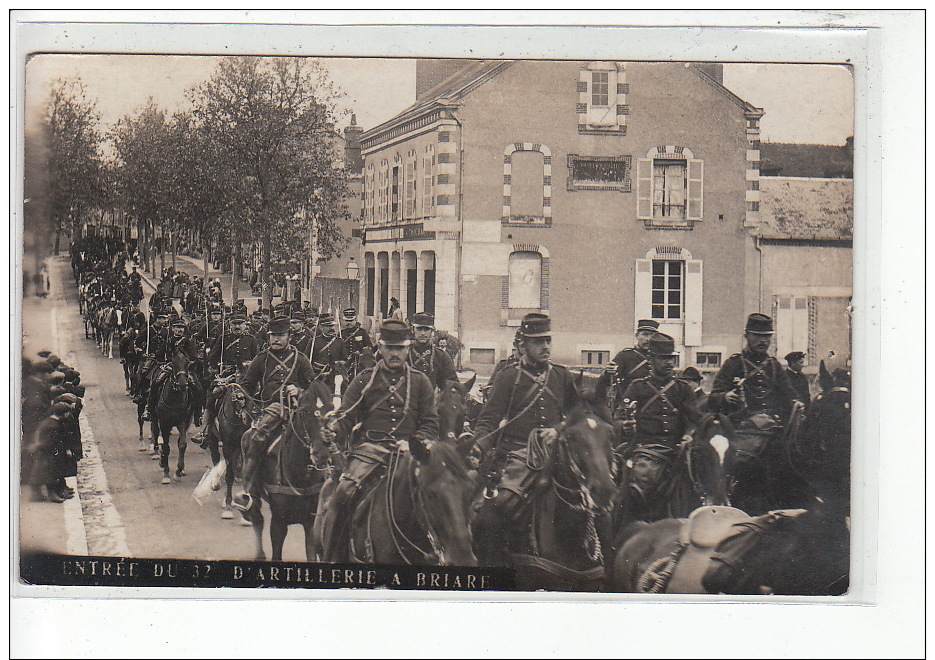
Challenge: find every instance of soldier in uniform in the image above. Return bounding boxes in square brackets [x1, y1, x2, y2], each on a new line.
[709, 313, 804, 513]
[233, 316, 316, 511]
[678, 366, 709, 410]
[318, 319, 438, 561]
[142, 318, 199, 421]
[617, 333, 704, 522]
[191, 305, 225, 351]
[784, 351, 811, 412]
[133, 311, 170, 403]
[604, 319, 659, 415]
[467, 313, 578, 566]
[290, 312, 313, 356]
[191, 313, 261, 447]
[407, 312, 458, 390]
[310, 313, 348, 388]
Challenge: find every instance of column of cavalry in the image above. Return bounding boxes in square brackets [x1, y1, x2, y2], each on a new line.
[67, 240, 850, 593]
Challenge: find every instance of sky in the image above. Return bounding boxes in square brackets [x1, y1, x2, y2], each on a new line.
[25, 55, 853, 146]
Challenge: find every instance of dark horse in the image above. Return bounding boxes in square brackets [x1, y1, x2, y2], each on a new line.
[612, 366, 851, 594]
[504, 371, 617, 592]
[154, 352, 200, 484]
[339, 437, 479, 566]
[436, 374, 477, 441]
[206, 379, 261, 521]
[239, 381, 333, 561]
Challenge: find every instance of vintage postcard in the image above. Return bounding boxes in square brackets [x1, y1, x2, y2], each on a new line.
[12, 11, 916, 659]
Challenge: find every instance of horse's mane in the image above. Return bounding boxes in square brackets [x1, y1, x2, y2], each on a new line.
[426, 440, 471, 480]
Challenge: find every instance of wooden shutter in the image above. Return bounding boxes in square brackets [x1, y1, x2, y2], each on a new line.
[687, 158, 704, 220]
[634, 259, 653, 322]
[684, 259, 703, 346]
[637, 158, 653, 220]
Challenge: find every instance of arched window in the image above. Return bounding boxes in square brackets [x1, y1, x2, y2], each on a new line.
[502, 143, 552, 226]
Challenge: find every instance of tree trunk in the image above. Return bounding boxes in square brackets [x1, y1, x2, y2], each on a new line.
[171, 230, 177, 270]
[202, 236, 209, 293]
[262, 229, 272, 311]
[231, 242, 241, 302]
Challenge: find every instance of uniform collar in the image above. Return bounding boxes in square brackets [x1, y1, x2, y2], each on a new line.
[742, 347, 769, 361]
[521, 358, 549, 375]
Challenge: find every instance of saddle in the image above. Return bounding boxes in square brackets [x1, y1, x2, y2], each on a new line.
[664, 506, 751, 594]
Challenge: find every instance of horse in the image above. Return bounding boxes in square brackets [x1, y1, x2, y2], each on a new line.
[96, 304, 123, 358]
[613, 413, 734, 529]
[153, 352, 200, 484]
[238, 380, 334, 561]
[497, 371, 617, 591]
[205, 379, 262, 521]
[337, 437, 479, 566]
[437, 373, 477, 441]
[118, 326, 142, 394]
[611, 374, 851, 594]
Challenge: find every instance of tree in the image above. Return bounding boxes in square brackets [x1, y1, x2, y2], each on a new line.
[45, 78, 103, 249]
[190, 56, 351, 309]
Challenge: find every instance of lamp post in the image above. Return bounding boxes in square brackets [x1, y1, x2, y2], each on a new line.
[346, 257, 360, 280]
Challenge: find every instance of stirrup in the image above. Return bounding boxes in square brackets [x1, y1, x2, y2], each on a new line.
[232, 492, 253, 512]
[141, 410, 152, 421]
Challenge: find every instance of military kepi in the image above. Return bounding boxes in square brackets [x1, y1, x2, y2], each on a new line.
[637, 319, 660, 332]
[379, 319, 411, 346]
[648, 332, 677, 356]
[267, 316, 290, 334]
[745, 313, 775, 334]
[519, 312, 551, 338]
[784, 351, 806, 362]
[411, 311, 435, 328]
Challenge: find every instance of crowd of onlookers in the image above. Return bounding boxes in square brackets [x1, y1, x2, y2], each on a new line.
[21, 351, 86, 503]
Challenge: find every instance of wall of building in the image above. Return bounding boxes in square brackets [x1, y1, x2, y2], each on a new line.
[455, 60, 753, 370]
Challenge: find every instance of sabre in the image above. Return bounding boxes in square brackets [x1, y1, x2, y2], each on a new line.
[333, 373, 343, 411]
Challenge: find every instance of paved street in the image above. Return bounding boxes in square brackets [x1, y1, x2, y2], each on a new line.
[20, 256, 309, 561]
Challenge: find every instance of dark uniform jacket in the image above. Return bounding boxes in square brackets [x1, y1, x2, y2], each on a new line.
[334, 365, 438, 446]
[408, 343, 458, 390]
[135, 326, 168, 356]
[155, 335, 199, 364]
[242, 345, 315, 403]
[291, 330, 313, 357]
[622, 374, 704, 448]
[311, 333, 348, 374]
[473, 360, 577, 455]
[611, 347, 652, 392]
[208, 332, 259, 372]
[709, 348, 800, 423]
[341, 324, 372, 354]
[490, 355, 519, 385]
[785, 368, 811, 411]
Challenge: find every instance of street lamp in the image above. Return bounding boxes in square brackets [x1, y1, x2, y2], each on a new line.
[346, 257, 360, 280]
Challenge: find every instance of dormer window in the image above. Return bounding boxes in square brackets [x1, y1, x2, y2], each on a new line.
[578, 62, 628, 135]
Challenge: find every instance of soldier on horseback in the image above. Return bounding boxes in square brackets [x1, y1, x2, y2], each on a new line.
[467, 313, 578, 566]
[709, 313, 804, 514]
[309, 313, 348, 389]
[616, 332, 705, 522]
[191, 313, 260, 448]
[133, 310, 170, 403]
[603, 319, 659, 413]
[339, 307, 373, 379]
[407, 312, 458, 390]
[233, 316, 315, 511]
[318, 319, 439, 562]
[142, 319, 199, 422]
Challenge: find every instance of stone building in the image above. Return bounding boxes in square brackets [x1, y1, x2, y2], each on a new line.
[357, 59, 769, 373]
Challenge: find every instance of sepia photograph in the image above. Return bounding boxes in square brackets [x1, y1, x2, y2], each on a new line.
[10, 11, 921, 659]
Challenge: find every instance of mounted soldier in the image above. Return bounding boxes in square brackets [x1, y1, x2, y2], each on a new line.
[467, 313, 578, 566]
[289, 311, 313, 356]
[133, 310, 170, 403]
[603, 319, 659, 413]
[318, 319, 439, 561]
[310, 313, 348, 389]
[142, 318, 199, 422]
[233, 316, 315, 511]
[339, 307, 373, 377]
[678, 366, 709, 410]
[191, 313, 261, 447]
[783, 351, 811, 413]
[709, 313, 804, 513]
[616, 332, 705, 522]
[407, 312, 458, 391]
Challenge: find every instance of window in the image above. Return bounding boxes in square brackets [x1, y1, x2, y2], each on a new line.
[591, 71, 609, 107]
[391, 166, 400, 222]
[775, 295, 809, 362]
[510, 150, 545, 218]
[581, 350, 611, 366]
[637, 148, 703, 227]
[470, 348, 497, 365]
[567, 155, 632, 192]
[653, 160, 687, 219]
[651, 260, 683, 320]
[422, 149, 435, 217]
[508, 251, 542, 309]
[696, 352, 722, 369]
[503, 143, 552, 226]
[405, 159, 417, 220]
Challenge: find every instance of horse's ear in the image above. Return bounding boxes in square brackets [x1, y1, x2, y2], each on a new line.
[819, 360, 834, 392]
[462, 373, 476, 394]
[409, 437, 431, 464]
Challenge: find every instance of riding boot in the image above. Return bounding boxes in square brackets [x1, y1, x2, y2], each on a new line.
[321, 486, 353, 562]
[472, 500, 512, 567]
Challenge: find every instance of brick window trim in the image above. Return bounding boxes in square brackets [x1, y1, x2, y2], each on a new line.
[566, 154, 633, 193]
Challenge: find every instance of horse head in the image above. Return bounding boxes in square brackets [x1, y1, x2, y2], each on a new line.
[689, 413, 734, 507]
[437, 373, 477, 444]
[407, 438, 478, 566]
[557, 371, 617, 513]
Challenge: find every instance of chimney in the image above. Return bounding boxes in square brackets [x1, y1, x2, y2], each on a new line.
[415, 59, 476, 99]
[693, 62, 724, 85]
[343, 113, 363, 174]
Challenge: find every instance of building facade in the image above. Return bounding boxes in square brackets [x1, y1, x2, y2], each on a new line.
[359, 60, 767, 373]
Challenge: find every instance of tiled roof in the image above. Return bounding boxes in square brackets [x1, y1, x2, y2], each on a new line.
[759, 177, 853, 240]
[759, 141, 853, 178]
